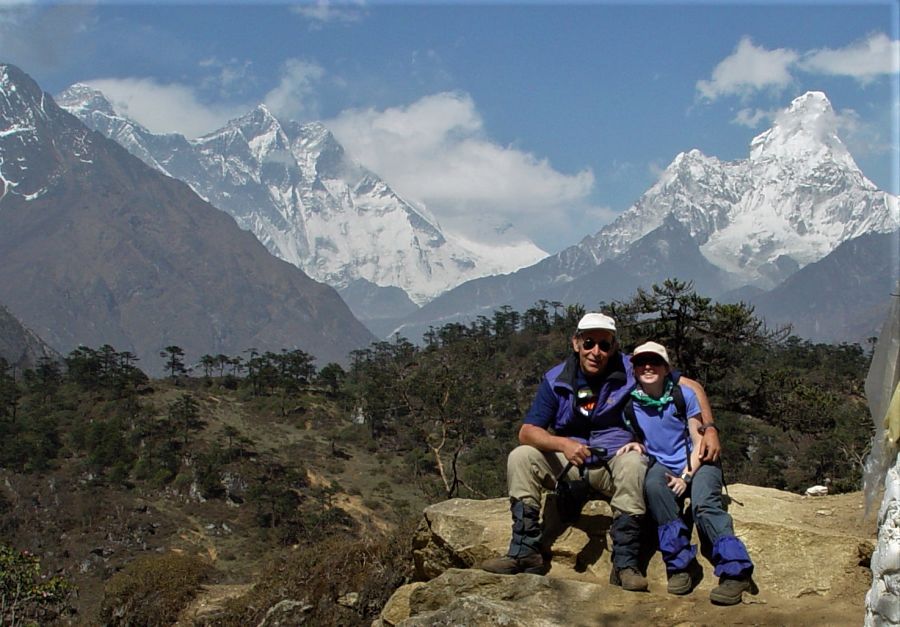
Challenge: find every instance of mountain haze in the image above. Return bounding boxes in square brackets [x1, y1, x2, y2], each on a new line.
[57, 85, 546, 306]
[746, 229, 899, 344]
[0, 63, 374, 372]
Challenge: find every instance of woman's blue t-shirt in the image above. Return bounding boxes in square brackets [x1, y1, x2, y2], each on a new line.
[631, 383, 701, 474]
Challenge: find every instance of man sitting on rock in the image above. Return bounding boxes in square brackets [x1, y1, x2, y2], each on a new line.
[479, 313, 718, 592]
[622, 341, 755, 605]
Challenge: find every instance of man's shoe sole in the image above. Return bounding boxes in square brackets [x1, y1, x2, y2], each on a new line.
[709, 578, 758, 605]
[481, 566, 546, 576]
[709, 590, 743, 605]
[622, 581, 649, 592]
[479, 555, 545, 576]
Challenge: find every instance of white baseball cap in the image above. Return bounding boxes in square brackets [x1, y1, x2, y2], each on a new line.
[631, 341, 670, 366]
[576, 313, 616, 333]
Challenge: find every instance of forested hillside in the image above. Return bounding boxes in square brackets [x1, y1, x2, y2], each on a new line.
[0, 281, 873, 624]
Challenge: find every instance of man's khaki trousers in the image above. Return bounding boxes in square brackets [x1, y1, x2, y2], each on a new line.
[507, 445, 647, 515]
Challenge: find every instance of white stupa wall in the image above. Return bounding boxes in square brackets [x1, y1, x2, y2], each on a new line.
[864, 286, 900, 627]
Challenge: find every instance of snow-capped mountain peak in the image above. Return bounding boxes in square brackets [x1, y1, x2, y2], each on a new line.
[749, 91, 856, 171]
[582, 91, 897, 289]
[55, 83, 119, 118]
[59, 86, 547, 305]
[221, 104, 281, 139]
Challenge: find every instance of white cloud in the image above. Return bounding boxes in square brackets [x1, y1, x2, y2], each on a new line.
[603, 160, 637, 182]
[325, 92, 595, 245]
[82, 78, 248, 138]
[290, 0, 365, 29]
[697, 37, 798, 101]
[734, 101, 890, 161]
[263, 58, 325, 122]
[800, 33, 900, 82]
[835, 103, 897, 159]
[583, 204, 619, 228]
[699, 33, 900, 102]
[648, 160, 667, 180]
[0, 4, 93, 72]
[199, 57, 254, 98]
[733, 107, 778, 128]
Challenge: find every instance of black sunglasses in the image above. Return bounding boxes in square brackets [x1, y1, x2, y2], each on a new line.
[581, 338, 613, 352]
[633, 355, 666, 367]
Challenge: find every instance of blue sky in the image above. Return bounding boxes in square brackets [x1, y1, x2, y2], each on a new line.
[1, 1, 898, 253]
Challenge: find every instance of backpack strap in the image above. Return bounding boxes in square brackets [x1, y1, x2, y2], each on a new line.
[671, 382, 687, 418]
[622, 397, 646, 443]
[671, 383, 692, 472]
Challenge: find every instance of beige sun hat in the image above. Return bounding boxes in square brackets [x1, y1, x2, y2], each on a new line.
[631, 341, 670, 366]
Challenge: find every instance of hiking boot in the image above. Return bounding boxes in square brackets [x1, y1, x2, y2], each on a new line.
[709, 575, 757, 605]
[667, 571, 693, 595]
[479, 551, 545, 575]
[667, 559, 701, 595]
[480, 500, 545, 575]
[610, 566, 649, 592]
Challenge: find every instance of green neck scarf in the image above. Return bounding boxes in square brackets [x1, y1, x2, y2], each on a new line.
[631, 378, 674, 409]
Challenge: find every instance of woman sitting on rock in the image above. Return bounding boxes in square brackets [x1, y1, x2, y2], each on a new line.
[619, 341, 756, 605]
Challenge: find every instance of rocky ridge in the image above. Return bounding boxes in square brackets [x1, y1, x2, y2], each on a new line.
[0, 303, 59, 370]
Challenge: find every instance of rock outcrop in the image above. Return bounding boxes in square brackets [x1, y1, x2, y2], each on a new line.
[0, 303, 59, 370]
[380, 485, 875, 625]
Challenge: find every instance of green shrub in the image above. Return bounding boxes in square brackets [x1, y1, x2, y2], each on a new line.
[217, 523, 415, 627]
[0, 544, 75, 625]
[98, 551, 209, 626]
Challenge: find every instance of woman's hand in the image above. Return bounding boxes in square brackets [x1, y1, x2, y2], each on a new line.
[616, 442, 645, 456]
[665, 473, 688, 497]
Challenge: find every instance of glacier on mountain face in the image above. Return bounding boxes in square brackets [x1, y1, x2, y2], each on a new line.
[57, 87, 547, 305]
[581, 91, 899, 290]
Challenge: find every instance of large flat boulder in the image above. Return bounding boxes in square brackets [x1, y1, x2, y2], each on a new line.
[383, 568, 609, 627]
[387, 485, 875, 625]
[412, 495, 619, 582]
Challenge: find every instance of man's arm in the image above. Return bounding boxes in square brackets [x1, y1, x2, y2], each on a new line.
[679, 376, 720, 462]
[519, 423, 590, 466]
[685, 415, 704, 472]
